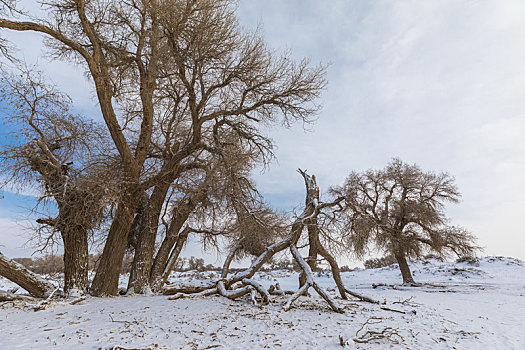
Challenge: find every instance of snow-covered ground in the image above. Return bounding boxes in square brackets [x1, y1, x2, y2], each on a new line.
[0, 257, 524, 349]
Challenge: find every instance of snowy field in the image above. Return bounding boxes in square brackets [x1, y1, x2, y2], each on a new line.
[0, 257, 524, 349]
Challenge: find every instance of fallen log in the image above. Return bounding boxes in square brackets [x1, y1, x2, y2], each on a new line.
[0, 252, 55, 298]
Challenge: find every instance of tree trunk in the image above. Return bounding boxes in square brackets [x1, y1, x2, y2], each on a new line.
[316, 241, 347, 299]
[0, 252, 55, 298]
[394, 250, 415, 284]
[157, 227, 190, 290]
[306, 219, 319, 271]
[62, 225, 89, 296]
[149, 190, 206, 287]
[128, 183, 170, 294]
[299, 177, 320, 290]
[91, 190, 138, 296]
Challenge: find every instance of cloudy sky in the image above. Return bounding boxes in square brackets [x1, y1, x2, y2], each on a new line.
[1, 0, 524, 262]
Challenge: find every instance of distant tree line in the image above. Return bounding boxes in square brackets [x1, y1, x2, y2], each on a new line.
[10, 254, 222, 275]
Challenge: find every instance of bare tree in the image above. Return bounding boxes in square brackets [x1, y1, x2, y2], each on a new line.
[114, 0, 326, 294]
[332, 158, 478, 285]
[0, 67, 116, 295]
[1, 0, 326, 296]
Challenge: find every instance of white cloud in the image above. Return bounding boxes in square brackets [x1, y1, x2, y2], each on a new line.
[239, 0, 525, 260]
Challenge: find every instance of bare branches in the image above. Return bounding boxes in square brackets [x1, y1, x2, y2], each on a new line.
[333, 158, 478, 284]
[164, 170, 359, 314]
[353, 317, 404, 344]
[2, 0, 328, 297]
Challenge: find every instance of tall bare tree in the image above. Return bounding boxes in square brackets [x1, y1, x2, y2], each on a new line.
[1, 0, 326, 296]
[332, 159, 478, 285]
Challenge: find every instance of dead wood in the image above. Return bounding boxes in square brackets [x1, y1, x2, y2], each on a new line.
[70, 296, 87, 305]
[283, 245, 344, 313]
[168, 287, 218, 300]
[268, 283, 294, 295]
[162, 281, 217, 296]
[33, 287, 60, 311]
[0, 292, 34, 302]
[0, 252, 56, 298]
[380, 306, 407, 314]
[164, 170, 348, 313]
[344, 288, 379, 304]
[353, 317, 404, 344]
[240, 278, 269, 303]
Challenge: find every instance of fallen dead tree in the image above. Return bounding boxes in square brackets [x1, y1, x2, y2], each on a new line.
[164, 170, 375, 313]
[0, 252, 56, 298]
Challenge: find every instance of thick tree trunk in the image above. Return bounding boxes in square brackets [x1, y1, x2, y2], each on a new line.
[62, 225, 89, 296]
[91, 190, 138, 296]
[0, 252, 55, 298]
[128, 183, 170, 294]
[394, 250, 415, 284]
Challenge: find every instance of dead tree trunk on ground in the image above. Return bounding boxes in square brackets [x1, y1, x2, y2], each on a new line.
[0, 252, 55, 298]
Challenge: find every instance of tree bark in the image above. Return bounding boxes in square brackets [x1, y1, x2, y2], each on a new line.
[91, 189, 138, 296]
[316, 240, 347, 299]
[128, 182, 170, 294]
[306, 219, 319, 272]
[394, 250, 415, 285]
[0, 252, 55, 298]
[62, 225, 89, 296]
[299, 179, 320, 290]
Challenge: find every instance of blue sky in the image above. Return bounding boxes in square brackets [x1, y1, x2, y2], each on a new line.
[1, 0, 524, 262]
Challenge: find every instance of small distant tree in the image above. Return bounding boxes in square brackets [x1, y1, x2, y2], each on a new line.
[333, 159, 478, 285]
[363, 255, 397, 269]
[187, 257, 205, 271]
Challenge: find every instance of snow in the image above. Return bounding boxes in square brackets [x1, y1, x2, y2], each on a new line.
[0, 256, 524, 349]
